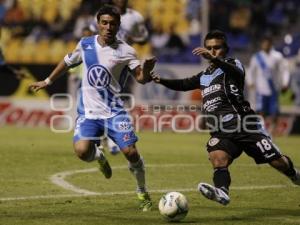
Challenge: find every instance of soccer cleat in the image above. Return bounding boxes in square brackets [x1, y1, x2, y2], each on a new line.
[198, 182, 230, 206]
[137, 192, 152, 211]
[97, 151, 112, 179]
[291, 169, 300, 185]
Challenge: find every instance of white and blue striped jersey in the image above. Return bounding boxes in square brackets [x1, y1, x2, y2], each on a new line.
[247, 49, 290, 96]
[64, 35, 140, 119]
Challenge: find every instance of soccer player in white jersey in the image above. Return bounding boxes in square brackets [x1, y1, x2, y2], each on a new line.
[89, 0, 149, 154]
[112, 0, 148, 45]
[247, 35, 290, 133]
[29, 5, 155, 211]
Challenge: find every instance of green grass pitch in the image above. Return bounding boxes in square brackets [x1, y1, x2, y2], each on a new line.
[0, 127, 300, 225]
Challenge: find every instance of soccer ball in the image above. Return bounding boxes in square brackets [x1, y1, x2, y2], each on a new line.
[158, 192, 189, 222]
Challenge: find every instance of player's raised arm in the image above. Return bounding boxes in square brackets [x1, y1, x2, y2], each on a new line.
[151, 73, 200, 91]
[30, 39, 82, 92]
[29, 60, 69, 92]
[192, 39, 244, 78]
[132, 57, 156, 84]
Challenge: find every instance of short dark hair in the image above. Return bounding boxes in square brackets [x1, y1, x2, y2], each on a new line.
[96, 5, 121, 23]
[204, 30, 229, 53]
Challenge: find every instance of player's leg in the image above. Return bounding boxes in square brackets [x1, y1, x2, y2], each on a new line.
[269, 155, 300, 185]
[73, 140, 112, 179]
[243, 133, 299, 185]
[198, 137, 241, 205]
[199, 150, 232, 206]
[107, 112, 152, 211]
[73, 116, 112, 178]
[122, 144, 152, 211]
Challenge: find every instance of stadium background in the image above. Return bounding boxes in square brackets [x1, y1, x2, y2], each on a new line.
[0, 0, 300, 132]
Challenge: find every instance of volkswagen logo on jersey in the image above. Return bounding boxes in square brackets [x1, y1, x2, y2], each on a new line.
[87, 65, 111, 88]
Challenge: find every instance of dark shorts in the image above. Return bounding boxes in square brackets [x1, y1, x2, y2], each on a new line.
[206, 132, 282, 164]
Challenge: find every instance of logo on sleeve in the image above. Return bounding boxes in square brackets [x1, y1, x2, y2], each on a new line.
[87, 65, 111, 88]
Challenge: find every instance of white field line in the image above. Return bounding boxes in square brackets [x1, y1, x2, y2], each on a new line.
[0, 185, 292, 202]
[0, 163, 295, 202]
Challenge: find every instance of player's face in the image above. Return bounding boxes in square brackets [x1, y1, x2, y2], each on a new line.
[204, 39, 227, 58]
[261, 39, 272, 52]
[98, 14, 120, 43]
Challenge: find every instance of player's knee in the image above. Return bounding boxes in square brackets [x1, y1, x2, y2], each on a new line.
[122, 144, 139, 162]
[73, 142, 92, 161]
[209, 150, 231, 167]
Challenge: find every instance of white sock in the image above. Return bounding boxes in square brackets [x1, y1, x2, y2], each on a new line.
[107, 137, 120, 152]
[129, 157, 146, 193]
[94, 144, 104, 160]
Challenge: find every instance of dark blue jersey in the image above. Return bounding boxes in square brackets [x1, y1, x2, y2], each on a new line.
[159, 57, 257, 133]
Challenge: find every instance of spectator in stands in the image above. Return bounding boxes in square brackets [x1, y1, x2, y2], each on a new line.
[0, 0, 7, 22]
[165, 23, 187, 55]
[247, 35, 290, 134]
[0, 27, 24, 79]
[4, 0, 25, 25]
[73, 8, 94, 40]
[150, 24, 169, 56]
[49, 14, 67, 39]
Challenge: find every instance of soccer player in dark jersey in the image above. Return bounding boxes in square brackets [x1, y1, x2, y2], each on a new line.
[151, 30, 300, 205]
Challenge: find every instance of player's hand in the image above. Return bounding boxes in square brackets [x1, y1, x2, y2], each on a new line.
[143, 57, 157, 82]
[143, 57, 156, 71]
[29, 81, 48, 92]
[151, 73, 160, 83]
[192, 47, 215, 60]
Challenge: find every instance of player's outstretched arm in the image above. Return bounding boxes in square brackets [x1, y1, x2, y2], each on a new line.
[29, 60, 69, 92]
[151, 73, 200, 91]
[133, 57, 156, 84]
[192, 47, 243, 76]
